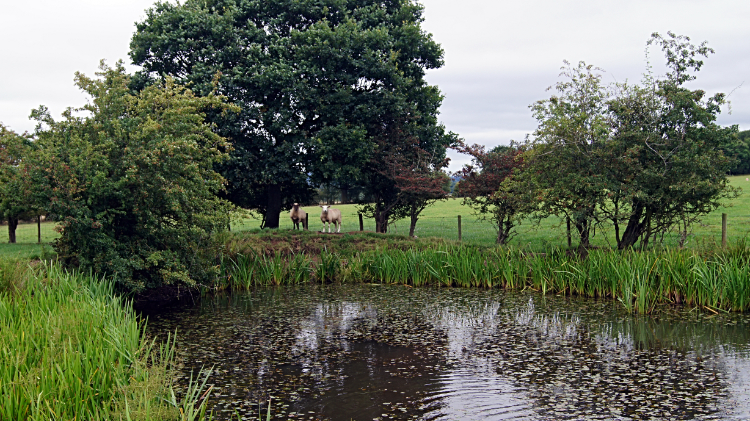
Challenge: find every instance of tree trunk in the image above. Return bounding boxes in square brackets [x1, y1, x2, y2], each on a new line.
[409, 213, 418, 237]
[575, 218, 590, 249]
[617, 201, 647, 250]
[496, 217, 511, 245]
[375, 213, 388, 233]
[496, 228, 509, 245]
[265, 184, 282, 229]
[8, 217, 18, 244]
[375, 204, 389, 233]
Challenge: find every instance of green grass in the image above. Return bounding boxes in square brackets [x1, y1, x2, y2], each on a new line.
[0, 221, 57, 259]
[223, 241, 750, 314]
[0, 260, 212, 420]
[231, 175, 750, 249]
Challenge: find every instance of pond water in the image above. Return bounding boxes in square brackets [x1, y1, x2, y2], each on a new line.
[140, 285, 750, 420]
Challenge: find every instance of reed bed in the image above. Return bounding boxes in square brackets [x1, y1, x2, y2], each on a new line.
[0, 260, 212, 421]
[224, 244, 750, 314]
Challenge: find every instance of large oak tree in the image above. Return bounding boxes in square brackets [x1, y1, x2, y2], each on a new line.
[130, 0, 447, 228]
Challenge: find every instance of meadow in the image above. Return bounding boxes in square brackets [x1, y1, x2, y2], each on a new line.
[231, 175, 750, 250]
[3, 176, 750, 258]
[0, 221, 57, 259]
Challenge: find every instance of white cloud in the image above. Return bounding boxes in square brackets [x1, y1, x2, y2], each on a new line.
[1, 0, 747, 174]
[420, 0, 750, 171]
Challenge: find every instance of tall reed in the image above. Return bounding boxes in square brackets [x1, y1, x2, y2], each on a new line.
[223, 241, 750, 314]
[0, 261, 212, 420]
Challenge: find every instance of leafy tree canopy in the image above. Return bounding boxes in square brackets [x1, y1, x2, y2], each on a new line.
[456, 143, 534, 244]
[0, 124, 38, 243]
[526, 32, 738, 250]
[724, 129, 750, 175]
[130, 0, 447, 228]
[32, 62, 236, 292]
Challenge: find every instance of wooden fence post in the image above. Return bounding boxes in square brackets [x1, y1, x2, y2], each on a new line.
[37, 215, 41, 244]
[359, 213, 364, 232]
[458, 215, 462, 242]
[722, 213, 727, 248]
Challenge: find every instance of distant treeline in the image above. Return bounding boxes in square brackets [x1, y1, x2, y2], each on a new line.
[725, 129, 750, 174]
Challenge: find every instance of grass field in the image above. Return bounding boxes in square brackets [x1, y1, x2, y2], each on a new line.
[0, 221, 57, 259]
[2, 176, 749, 257]
[233, 175, 750, 249]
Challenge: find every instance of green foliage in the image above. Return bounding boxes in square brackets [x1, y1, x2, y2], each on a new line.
[0, 125, 39, 243]
[456, 144, 535, 244]
[0, 261, 213, 420]
[32, 62, 235, 292]
[528, 61, 611, 248]
[724, 129, 750, 174]
[130, 0, 450, 228]
[527, 32, 739, 250]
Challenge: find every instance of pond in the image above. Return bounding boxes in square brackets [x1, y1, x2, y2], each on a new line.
[139, 285, 750, 420]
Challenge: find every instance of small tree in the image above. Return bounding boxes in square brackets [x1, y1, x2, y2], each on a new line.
[528, 61, 611, 249]
[358, 118, 454, 235]
[605, 32, 739, 249]
[32, 62, 235, 292]
[456, 144, 532, 244]
[394, 156, 450, 238]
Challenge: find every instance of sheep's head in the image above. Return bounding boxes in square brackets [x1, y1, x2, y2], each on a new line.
[292, 203, 300, 210]
[320, 205, 329, 214]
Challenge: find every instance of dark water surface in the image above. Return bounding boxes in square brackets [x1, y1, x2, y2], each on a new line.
[140, 285, 750, 420]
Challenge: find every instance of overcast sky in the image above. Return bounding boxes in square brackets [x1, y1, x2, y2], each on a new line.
[2, 0, 748, 172]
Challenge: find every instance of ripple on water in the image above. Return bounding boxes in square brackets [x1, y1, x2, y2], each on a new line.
[421, 366, 535, 420]
[139, 284, 750, 421]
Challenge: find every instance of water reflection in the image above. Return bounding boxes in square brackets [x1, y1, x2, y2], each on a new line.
[139, 285, 750, 420]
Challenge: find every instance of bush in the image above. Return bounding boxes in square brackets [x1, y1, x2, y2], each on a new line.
[32, 62, 236, 292]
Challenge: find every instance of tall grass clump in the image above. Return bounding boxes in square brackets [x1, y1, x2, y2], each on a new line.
[227, 251, 313, 287]
[221, 231, 750, 314]
[0, 258, 28, 296]
[0, 260, 212, 420]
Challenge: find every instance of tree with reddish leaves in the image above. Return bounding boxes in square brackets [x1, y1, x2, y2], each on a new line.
[358, 116, 455, 235]
[390, 145, 450, 237]
[456, 143, 534, 244]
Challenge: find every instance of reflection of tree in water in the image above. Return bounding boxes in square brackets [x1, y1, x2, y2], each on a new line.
[597, 315, 750, 356]
[142, 286, 750, 420]
[144, 287, 450, 420]
[473, 301, 731, 420]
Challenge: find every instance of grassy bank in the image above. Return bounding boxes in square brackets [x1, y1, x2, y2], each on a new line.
[220, 231, 750, 314]
[0, 259, 211, 420]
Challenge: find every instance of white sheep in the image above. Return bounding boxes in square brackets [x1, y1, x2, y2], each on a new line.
[319, 205, 342, 233]
[290, 203, 307, 230]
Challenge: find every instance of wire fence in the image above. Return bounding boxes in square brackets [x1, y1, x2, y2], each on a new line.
[232, 210, 750, 249]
